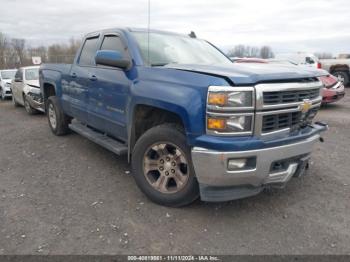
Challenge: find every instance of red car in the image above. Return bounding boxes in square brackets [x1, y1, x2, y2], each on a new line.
[232, 58, 345, 104]
[319, 74, 345, 104]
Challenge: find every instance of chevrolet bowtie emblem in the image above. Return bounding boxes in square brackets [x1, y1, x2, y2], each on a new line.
[299, 99, 312, 113]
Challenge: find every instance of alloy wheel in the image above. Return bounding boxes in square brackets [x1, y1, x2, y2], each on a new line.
[143, 142, 189, 194]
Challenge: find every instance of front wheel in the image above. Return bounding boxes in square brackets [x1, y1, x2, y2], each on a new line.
[0, 88, 5, 100]
[24, 95, 38, 115]
[132, 124, 199, 207]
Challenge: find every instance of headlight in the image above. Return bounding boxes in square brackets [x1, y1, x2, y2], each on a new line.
[206, 86, 255, 136]
[207, 86, 254, 109]
[207, 114, 253, 135]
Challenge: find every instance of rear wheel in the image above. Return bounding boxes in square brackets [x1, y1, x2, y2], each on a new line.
[333, 71, 349, 87]
[23, 95, 38, 115]
[0, 87, 5, 100]
[47, 96, 71, 135]
[132, 124, 199, 207]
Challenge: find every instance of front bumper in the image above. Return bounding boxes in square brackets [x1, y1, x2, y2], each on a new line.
[26, 92, 44, 112]
[2, 86, 12, 97]
[322, 85, 345, 104]
[191, 123, 328, 202]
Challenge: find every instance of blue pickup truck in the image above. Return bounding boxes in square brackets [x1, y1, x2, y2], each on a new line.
[40, 28, 328, 207]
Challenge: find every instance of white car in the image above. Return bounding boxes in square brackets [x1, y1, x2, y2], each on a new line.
[275, 53, 321, 69]
[11, 66, 44, 114]
[0, 69, 17, 100]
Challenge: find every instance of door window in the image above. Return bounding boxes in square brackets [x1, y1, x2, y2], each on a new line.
[100, 35, 127, 58]
[78, 37, 99, 66]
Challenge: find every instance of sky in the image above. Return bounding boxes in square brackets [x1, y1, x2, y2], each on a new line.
[0, 0, 349, 56]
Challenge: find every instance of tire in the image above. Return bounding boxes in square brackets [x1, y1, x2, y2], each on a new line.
[12, 93, 20, 107]
[23, 95, 38, 115]
[47, 96, 71, 136]
[131, 124, 199, 207]
[333, 71, 349, 87]
[0, 87, 4, 101]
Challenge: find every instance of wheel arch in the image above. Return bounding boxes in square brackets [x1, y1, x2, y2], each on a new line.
[330, 64, 350, 74]
[128, 103, 190, 161]
[42, 82, 57, 109]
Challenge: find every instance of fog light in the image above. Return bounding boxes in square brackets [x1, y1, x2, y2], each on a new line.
[228, 158, 247, 170]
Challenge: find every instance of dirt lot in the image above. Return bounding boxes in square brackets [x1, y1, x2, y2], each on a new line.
[0, 91, 349, 255]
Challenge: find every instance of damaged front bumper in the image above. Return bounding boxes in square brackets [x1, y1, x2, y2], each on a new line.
[191, 123, 328, 202]
[26, 91, 44, 112]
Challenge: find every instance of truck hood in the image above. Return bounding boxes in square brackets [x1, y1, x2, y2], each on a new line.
[165, 63, 328, 85]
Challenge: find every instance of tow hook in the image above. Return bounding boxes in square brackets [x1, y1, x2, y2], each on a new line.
[315, 121, 329, 130]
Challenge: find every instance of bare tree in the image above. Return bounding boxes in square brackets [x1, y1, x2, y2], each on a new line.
[227, 44, 246, 57]
[249, 46, 260, 57]
[227, 44, 272, 58]
[0, 32, 8, 68]
[11, 38, 26, 66]
[260, 46, 274, 59]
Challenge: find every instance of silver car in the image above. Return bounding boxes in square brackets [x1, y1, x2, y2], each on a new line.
[0, 69, 17, 100]
[11, 66, 44, 114]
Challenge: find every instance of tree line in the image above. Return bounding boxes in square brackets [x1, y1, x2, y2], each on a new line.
[227, 44, 275, 59]
[0, 32, 81, 70]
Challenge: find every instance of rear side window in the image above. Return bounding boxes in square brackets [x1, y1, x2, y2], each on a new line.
[79, 37, 99, 66]
[100, 35, 127, 58]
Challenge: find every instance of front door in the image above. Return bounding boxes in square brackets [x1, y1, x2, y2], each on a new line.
[87, 33, 131, 141]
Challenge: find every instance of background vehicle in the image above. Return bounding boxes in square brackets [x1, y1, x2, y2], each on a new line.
[0, 69, 17, 100]
[319, 75, 345, 104]
[12, 66, 44, 114]
[40, 28, 327, 207]
[275, 52, 322, 69]
[319, 57, 350, 87]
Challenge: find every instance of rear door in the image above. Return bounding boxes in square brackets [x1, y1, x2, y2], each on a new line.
[87, 33, 131, 141]
[67, 36, 99, 123]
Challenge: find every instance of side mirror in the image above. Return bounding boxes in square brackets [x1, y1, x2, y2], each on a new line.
[95, 50, 131, 69]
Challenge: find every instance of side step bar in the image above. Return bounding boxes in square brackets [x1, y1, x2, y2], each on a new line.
[69, 121, 128, 156]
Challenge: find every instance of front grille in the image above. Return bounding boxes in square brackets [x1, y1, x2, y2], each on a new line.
[262, 112, 301, 132]
[263, 88, 320, 105]
[262, 108, 319, 133]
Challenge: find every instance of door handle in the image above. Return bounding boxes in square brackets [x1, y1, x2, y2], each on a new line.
[89, 75, 97, 81]
[71, 72, 77, 78]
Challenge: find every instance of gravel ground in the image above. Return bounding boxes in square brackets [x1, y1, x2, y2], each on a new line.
[0, 90, 349, 255]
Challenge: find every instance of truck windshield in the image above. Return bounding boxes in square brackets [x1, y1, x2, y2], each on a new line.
[25, 68, 39, 80]
[1, 70, 16, 79]
[132, 32, 232, 66]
